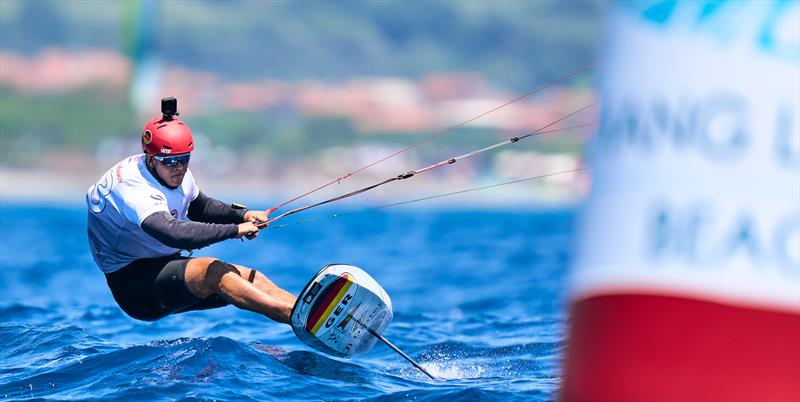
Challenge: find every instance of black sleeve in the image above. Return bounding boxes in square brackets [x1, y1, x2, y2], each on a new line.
[141, 211, 238, 250]
[187, 191, 247, 224]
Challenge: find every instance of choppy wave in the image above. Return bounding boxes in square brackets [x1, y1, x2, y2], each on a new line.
[1, 206, 572, 401]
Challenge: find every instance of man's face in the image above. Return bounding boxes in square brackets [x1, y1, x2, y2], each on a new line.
[152, 154, 190, 187]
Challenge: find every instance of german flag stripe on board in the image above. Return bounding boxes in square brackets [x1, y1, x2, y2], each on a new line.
[306, 274, 353, 334]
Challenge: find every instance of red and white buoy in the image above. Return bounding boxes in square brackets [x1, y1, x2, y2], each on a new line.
[563, 2, 800, 401]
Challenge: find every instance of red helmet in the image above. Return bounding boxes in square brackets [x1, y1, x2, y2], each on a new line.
[141, 115, 194, 156]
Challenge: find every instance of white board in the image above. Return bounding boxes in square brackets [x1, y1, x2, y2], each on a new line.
[291, 264, 393, 357]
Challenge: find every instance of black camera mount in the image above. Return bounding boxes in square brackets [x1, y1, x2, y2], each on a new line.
[161, 97, 179, 121]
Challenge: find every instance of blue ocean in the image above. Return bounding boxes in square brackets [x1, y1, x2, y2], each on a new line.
[0, 203, 574, 401]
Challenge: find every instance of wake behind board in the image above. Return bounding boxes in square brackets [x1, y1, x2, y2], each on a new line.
[291, 264, 435, 379]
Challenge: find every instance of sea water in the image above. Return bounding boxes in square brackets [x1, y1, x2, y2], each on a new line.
[0, 204, 573, 401]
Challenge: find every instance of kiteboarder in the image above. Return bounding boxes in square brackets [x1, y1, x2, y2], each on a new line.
[86, 97, 296, 323]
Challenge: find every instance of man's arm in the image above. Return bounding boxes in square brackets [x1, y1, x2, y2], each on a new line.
[187, 191, 247, 224]
[142, 211, 238, 250]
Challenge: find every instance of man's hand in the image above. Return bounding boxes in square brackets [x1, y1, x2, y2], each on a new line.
[235, 222, 260, 240]
[243, 210, 270, 228]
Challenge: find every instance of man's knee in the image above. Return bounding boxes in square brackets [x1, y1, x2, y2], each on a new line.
[232, 264, 259, 284]
[186, 258, 241, 293]
[206, 259, 241, 282]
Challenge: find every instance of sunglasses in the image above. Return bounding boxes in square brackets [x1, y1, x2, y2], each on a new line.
[153, 153, 191, 167]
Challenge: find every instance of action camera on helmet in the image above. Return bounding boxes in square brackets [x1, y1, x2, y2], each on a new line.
[161, 97, 178, 120]
[142, 97, 194, 156]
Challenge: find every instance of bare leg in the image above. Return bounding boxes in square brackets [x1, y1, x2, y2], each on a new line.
[232, 264, 296, 306]
[183, 257, 294, 323]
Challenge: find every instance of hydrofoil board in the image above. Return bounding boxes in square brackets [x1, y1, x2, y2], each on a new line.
[290, 264, 435, 379]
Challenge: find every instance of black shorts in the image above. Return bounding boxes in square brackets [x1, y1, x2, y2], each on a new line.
[105, 254, 229, 321]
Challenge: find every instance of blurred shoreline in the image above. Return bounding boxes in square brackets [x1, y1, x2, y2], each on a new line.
[1, 1, 598, 212]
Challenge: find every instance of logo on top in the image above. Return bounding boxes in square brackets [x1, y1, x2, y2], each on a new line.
[142, 130, 152, 145]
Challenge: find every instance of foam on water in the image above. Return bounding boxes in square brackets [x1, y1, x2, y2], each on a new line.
[420, 359, 487, 380]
